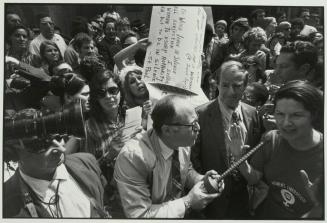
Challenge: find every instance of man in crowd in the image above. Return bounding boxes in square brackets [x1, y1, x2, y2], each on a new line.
[114, 95, 224, 218]
[210, 18, 250, 73]
[97, 21, 122, 71]
[191, 61, 263, 219]
[250, 9, 266, 28]
[3, 109, 108, 218]
[29, 13, 67, 58]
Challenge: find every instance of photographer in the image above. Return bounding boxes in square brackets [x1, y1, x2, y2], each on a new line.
[3, 108, 109, 218]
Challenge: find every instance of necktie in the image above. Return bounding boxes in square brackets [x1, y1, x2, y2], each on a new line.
[229, 111, 242, 181]
[170, 150, 182, 200]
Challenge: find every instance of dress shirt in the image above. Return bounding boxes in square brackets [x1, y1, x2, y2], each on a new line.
[20, 164, 90, 217]
[218, 97, 248, 158]
[114, 129, 202, 218]
[29, 33, 67, 58]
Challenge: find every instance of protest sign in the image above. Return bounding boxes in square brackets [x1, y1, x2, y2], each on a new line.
[143, 6, 207, 94]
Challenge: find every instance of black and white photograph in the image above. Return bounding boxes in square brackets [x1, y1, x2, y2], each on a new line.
[2, 0, 325, 221]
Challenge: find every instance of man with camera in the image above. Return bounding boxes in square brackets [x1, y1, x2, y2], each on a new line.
[3, 108, 109, 218]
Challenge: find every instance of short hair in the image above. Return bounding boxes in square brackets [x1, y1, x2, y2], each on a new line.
[246, 82, 269, 106]
[79, 55, 106, 82]
[291, 18, 305, 30]
[39, 40, 63, 63]
[120, 30, 137, 45]
[116, 17, 130, 28]
[151, 95, 186, 135]
[274, 80, 323, 127]
[243, 27, 267, 49]
[250, 9, 265, 20]
[73, 32, 93, 51]
[216, 60, 248, 86]
[280, 41, 318, 69]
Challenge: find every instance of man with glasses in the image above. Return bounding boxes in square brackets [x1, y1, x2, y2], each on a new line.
[3, 109, 108, 218]
[29, 13, 67, 58]
[191, 60, 263, 219]
[114, 95, 224, 218]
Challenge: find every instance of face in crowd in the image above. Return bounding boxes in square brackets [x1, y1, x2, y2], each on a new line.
[218, 62, 247, 109]
[105, 22, 116, 39]
[19, 138, 66, 180]
[78, 41, 96, 59]
[274, 98, 312, 142]
[230, 25, 247, 43]
[126, 70, 147, 98]
[40, 16, 55, 39]
[96, 77, 121, 114]
[6, 13, 22, 27]
[44, 44, 60, 63]
[10, 28, 28, 50]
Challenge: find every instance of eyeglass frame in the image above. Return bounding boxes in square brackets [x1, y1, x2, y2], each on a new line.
[165, 119, 200, 131]
[95, 86, 120, 98]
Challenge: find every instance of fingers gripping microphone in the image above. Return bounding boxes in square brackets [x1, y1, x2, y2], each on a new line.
[203, 140, 267, 194]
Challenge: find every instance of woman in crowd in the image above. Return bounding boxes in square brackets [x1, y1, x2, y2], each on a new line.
[237, 27, 267, 83]
[121, 65, 152, 129]
[39, 40, 63, 75]
[263, 17, 278, 40]
[6, 24, 41, 76]
[228, 80, 323, 219]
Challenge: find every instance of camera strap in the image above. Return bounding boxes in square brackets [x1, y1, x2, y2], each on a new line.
[18, 174, 39, 217]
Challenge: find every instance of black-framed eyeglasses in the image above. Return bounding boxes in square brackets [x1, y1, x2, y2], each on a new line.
[166, 119, 199, 131]
[24, 134, 67, 154]
[95, 87, 120, 98]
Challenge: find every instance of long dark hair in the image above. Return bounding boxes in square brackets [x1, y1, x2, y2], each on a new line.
[89, 69, 125, 121]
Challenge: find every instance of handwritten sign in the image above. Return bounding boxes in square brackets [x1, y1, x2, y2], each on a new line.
[143, 6, 207, 94]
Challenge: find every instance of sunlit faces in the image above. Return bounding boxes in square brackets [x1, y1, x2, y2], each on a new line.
[218, 67, 247, 109]
[275, 52, 304, 82]
[97, 78, 121, 113]
[10, 28, 28, 49]
[44, 44, 60, 62]
[274, 98, 313, 142]
[40, 17, 55, 39]
[78, 41, 96, 59]
[19, 139, 66, 178]
[127, 71, 147, 97]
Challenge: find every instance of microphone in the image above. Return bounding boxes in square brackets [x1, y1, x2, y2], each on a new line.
[203, 140, 267, 194]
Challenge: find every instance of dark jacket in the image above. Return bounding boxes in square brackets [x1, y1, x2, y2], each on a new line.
[191, 100, 263, 219]
[3, 153, 107, 218]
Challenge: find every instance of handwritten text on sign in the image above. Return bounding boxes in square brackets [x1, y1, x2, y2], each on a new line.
[143, 6, 207, 93]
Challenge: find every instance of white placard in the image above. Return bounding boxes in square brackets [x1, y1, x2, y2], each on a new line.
[143, 6, 207, 94]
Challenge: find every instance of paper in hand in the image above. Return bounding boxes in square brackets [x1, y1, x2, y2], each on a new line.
[121, 106, 143, 139]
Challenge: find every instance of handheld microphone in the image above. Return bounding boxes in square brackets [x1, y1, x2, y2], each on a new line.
[203, 140, 267, 194]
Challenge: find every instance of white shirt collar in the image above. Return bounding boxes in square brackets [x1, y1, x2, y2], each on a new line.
[218, 97, 243, 122]
[19, 164, 69, 198]
[158, 137, 174, 160]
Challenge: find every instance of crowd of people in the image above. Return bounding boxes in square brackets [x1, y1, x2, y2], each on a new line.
[3, 5, 324, 220]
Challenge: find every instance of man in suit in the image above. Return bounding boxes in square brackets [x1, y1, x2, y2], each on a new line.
[3, 109, 108, 218]
[191, 60, 263, 219]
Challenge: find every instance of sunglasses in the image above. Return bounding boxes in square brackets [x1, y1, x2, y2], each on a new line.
[95, 87, 120, 98]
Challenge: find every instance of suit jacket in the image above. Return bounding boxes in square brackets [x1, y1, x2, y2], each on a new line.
[191, 100, 263, 219]
[3, 153, 107, 218]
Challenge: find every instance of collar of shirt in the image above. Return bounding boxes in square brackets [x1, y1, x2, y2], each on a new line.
[19, 164, 69, 199]
[218, 97, 243, 124]
[158, 137, 174, 160]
